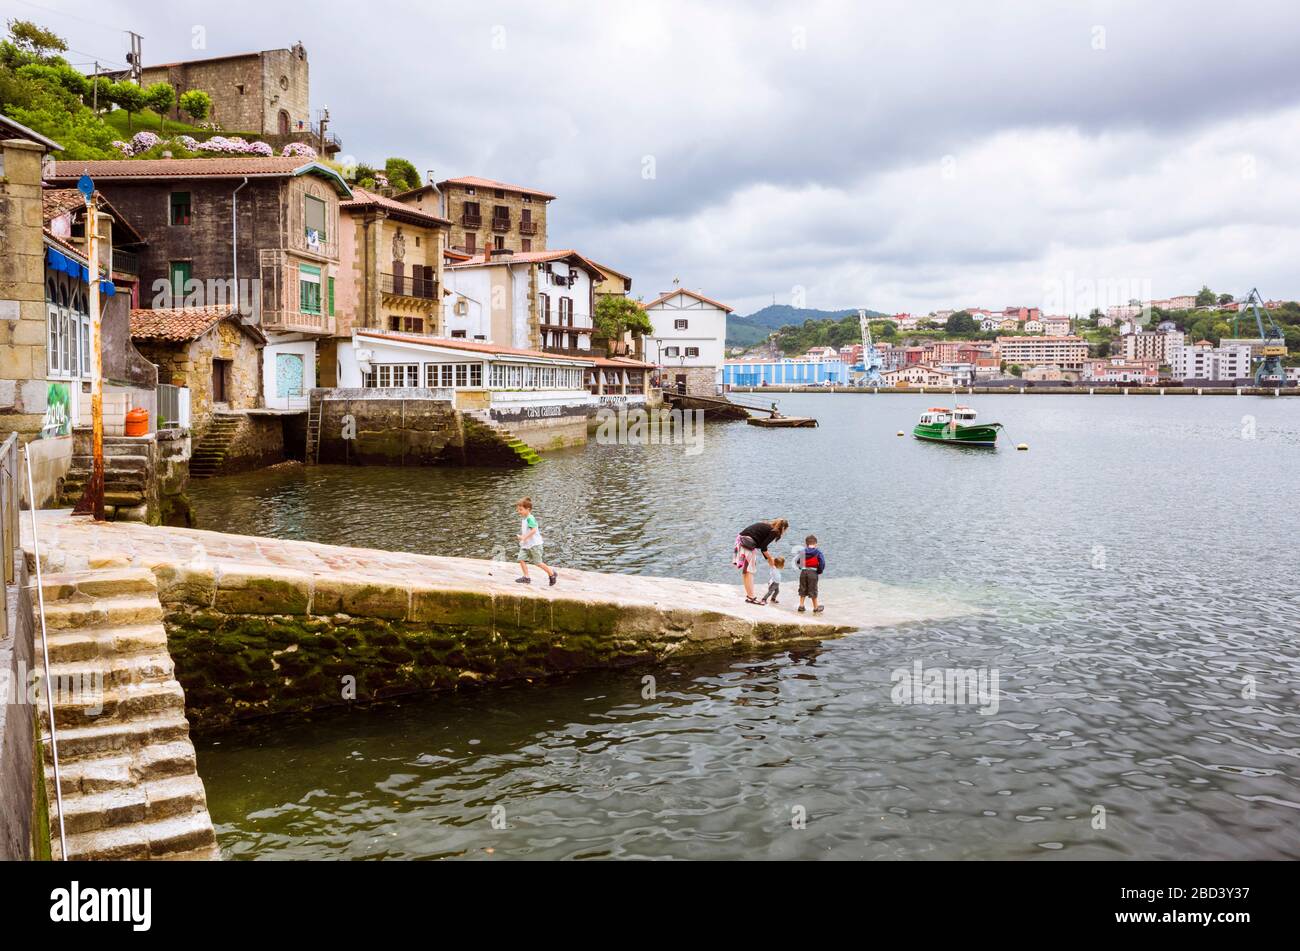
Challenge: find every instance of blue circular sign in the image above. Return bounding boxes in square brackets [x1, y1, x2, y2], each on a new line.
[77, 174, 94, 200]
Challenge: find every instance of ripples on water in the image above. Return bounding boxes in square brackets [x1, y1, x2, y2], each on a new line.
[192, 394, 1300, 859]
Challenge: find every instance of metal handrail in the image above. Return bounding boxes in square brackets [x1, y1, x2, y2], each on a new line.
[22, 445, 67, 860]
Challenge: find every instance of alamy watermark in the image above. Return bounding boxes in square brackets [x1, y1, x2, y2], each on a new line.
[891, 660, 1000, 714]
[593, 407, 705, 456]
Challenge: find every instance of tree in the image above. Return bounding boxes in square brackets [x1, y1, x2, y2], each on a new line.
[594, 295, 653, 354]
[875, 320, 896, 339]
[109, 81, 146, 130]
[143, 81, 175, 132]
[178, 89, 212, 124]
[384, 157, 420, 192]
[1195, 285, 1216, 308]
[1218, 292, 1235, 306]
[1008, 364, 1023, 377]
[945, 310, 977, 335]
[7, 19, 67, 59]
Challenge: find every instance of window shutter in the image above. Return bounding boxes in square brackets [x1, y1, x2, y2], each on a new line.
[328, 277, 335, 316]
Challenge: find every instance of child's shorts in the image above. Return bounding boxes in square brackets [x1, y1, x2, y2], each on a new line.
[518, 546, 545, 565]
[798, 568, 819, 598]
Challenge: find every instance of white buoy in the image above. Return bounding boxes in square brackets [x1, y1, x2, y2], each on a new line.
[897, 430, 905, 436]
[1017, 443, 1029, 451]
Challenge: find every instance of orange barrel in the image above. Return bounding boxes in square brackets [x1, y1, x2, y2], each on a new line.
[124, 406, 149, 437]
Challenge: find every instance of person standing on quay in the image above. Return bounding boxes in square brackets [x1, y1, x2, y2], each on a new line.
[733, 518, 789, 604]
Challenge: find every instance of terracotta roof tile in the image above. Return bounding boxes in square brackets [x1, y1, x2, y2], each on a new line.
[436, 175, 556, 200]
[130, 306, 266, 344]
[643, 288, 734, 313]
[354, 329, 596, 364]
[41, 188, 146, 244]
[447, 248, 603, 277]
[48, 158, 352, 196]
[341, 186, 450, 226]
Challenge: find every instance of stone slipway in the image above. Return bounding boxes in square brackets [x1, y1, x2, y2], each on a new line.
[25, 512, 963, 730]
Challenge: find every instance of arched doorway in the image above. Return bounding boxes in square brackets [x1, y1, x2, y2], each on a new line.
[278, 109, 290, 135]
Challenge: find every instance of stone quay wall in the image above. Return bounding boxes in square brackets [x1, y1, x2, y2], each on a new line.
[153, 560, 840, 732]
[314, 390, 464, 465]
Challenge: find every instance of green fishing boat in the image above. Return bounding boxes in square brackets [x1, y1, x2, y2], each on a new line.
[912, 405, 1003, 447]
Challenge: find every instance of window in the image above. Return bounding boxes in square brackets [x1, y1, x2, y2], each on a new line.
[674, 318, 688, 330]
[299, 264, 322, 314]
[47, 301, 60, 375]
[559, 298, 571, 326]
[465, 187, 476, 196]
[464, 201, 480, 216]
[522, 239, 531, 252]
[169, 261, 191, 301]
[304, 194, 327, 243]
[493, 235, 504, 250]
[540, 294, 550, 324]
[465, 232, 476, 253]
[455, 364, 468, 387]
[169, 192, 191, 226]
[495, 189, 504, 198]
[80, 315, 90, 377]
[470, 364, 482, 386]
[451, 329, 467, 339]
[686, 347, 700, 357]
[440, 364, 454, 387]
[663, 346, 680, 357]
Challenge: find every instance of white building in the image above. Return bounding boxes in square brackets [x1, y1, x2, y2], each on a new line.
[882, 364, 955, 387]
[1167, 339, 1253, 381]
[644, 286, 732, 394]
[442, 249, 603, 353]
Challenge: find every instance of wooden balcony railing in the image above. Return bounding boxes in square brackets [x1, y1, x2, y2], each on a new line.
[261, 310, 336, 335]
[462, 212, 482, 228]
[491, 215, 511, 232]
[520, 219, 538, 235]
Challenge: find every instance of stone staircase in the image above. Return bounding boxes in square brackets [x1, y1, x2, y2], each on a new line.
[60, 436, 152, 518]
[37, 567, 219, 861]
[189, 414, 242, 479]
[462, 409, 541, 466]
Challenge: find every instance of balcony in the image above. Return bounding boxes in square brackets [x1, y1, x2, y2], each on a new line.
[111, 249, 140, 276]
[461, 212, 482, 229]
[381, 272, 438, 300]
[261, 309, 336, 335]
[491, 215, 511, 233]
[519, 219, 538, 235]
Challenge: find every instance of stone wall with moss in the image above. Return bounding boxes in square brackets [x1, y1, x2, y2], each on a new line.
[152, 562, 796, 732]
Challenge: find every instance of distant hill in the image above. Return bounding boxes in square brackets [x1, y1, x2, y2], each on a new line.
[727, 305, 885, 349]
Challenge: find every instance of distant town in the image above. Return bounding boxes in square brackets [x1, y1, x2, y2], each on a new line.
[722, 296, 1299, 389]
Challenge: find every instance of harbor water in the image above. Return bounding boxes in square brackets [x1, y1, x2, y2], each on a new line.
[190, 393, 1300, 859]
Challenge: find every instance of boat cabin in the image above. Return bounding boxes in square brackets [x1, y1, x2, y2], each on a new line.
[953, 405, 978, 422]
[919, 407, 952, 425]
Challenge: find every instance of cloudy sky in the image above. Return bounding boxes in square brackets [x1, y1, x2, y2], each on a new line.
[23, 0, 1300, 315]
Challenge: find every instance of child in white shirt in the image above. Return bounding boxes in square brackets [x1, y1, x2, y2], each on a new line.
[760, 556, 784, 604]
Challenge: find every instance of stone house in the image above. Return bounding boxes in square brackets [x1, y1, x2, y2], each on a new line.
[400, 176, 554, 255]
[48, 157, 353, 410]
[335, 187, 450, 337]
[441, 249, 604, 355]
[130, 306, 265, 436]
[133, 43, 314, 140]
[586, 258, 643, 358]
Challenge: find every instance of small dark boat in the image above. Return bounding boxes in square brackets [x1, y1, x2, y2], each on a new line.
[747, 415, 818, 428]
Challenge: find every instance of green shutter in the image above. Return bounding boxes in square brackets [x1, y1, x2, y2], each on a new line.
[328, 277, 335, 316]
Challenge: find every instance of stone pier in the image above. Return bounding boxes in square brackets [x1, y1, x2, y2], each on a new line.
[16, 513, 953, 733]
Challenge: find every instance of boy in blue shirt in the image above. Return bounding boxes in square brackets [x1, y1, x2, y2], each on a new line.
[796, 534, 826, 613]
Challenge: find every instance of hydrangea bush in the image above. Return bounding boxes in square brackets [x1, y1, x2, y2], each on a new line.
[110, 133, 311, 160]
[281, 141, 317, 159]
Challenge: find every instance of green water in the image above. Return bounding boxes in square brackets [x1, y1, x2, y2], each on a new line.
[191, 393, 1300, 859]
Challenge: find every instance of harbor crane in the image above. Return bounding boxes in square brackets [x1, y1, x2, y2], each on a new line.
[857, 309, 885, 385]
[1233, 288, 1288, 385]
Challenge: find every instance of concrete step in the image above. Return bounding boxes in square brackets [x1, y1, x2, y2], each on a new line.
[72, 454, 150, 471]
[50, 738, 198, 798]
[43, 595, 164, 632]
[49, 649, 175, 690]
[42, 568, 157, 602]
[53, 806, 216, 861]
[44, 623, 169, 665]
[44, 711, 191, 759]
[58, 773, 210, 835]
[47, 679, 185, 729]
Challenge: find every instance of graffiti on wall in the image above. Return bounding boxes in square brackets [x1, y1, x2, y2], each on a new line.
[41, 382, 71, 438]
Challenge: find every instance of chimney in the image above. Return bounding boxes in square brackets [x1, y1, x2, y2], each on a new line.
[483, 243, 492, 264]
